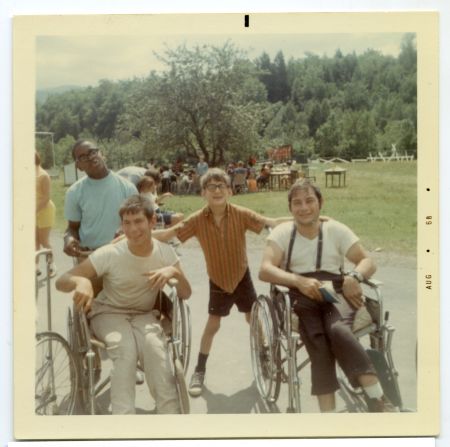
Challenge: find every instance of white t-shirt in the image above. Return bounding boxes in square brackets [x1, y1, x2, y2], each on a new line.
[140, 192, 158, 211]
[89, 238, 178, 316]
[267, 220, 359, 275]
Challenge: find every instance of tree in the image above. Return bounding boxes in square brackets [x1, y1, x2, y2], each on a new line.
[338, 110, 377, 159]
[120, 43, 265, 166]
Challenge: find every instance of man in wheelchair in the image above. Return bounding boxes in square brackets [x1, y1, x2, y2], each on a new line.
[56, 195, 191, 414]
[258, 180, 395, 413]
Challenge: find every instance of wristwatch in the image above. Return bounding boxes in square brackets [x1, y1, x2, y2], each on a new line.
[348, 270, 364, 283]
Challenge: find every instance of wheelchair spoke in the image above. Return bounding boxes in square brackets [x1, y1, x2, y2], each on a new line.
[35, 332, 78, 415]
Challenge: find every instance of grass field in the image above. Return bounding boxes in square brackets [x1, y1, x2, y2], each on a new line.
[50, 161, 417, 256]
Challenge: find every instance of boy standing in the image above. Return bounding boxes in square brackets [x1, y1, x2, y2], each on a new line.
[160, 168, 289, 397]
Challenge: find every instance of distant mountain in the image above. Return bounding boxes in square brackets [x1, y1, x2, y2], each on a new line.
[36, 85, 85, 104]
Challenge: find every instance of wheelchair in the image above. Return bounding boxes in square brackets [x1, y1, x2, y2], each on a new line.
[249, 278, 404, 413]
[35, 249, 79, 415]
[66, 279, 192, 414]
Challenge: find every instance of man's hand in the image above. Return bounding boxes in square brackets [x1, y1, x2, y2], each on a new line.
[342, 276, 364, 309]
[295, 276, 323, 302]
[64, 235, 82, 257]
[72, 277, 94, 312]
[144, 266, 175, 290]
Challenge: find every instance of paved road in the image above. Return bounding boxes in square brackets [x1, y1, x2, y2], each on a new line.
[36, 231, 417, 414]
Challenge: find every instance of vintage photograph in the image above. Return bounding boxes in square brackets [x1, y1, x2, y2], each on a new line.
[14, 13, 438, 439]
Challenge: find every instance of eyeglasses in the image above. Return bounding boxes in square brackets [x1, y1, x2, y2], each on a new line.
[76, 148, 99, 162]
[205, 183, 228, 192]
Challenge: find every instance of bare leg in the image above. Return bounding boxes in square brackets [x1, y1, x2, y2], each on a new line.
[35, 227, 41, 251]
[318, 393, 336, 412]
[357, 373, 379, 387]
[37, 227, 52, 250]
[199, 314, 221, 355]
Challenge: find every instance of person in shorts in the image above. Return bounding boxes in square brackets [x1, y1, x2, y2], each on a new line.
[158, 168, 291, 397]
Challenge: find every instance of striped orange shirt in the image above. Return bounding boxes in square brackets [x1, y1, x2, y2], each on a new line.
[176, 203, 265, 293]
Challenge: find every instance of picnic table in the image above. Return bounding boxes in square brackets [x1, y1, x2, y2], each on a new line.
[269, 170, 291, 190]
[324, 167, 347, 187]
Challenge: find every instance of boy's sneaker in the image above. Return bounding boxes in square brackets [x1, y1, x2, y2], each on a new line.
[367, 396, 398, 412]
[188, 371, 205, 397]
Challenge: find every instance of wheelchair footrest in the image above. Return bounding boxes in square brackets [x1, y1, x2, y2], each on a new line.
[366, 348, 402, 408]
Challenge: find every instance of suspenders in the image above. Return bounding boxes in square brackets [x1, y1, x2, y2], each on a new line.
[285, 222, 323, 273]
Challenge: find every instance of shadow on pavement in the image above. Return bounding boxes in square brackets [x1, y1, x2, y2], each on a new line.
[201, 381, 281, 414]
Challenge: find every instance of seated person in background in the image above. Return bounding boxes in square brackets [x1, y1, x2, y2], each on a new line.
[233, 161, 248, 177]
[160, 165, 175, 194]
[137, 175, 184, 228]
[258, 180, 396, 413]
[179, 170, 194, 194]
[256, 163, 271, 189]
[56, 195, 191, 415]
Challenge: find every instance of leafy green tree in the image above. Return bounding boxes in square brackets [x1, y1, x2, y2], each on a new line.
[338, 110, 377, 159]
[377, 119, 417, 156]
[120, 43, 265, 166]
[53, 134, 76, 167]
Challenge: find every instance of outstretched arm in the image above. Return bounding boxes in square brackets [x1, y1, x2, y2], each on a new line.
[263, 215, 331, 229]
[259, 241, 323, 302]
[263, 216, 293, 228]
[152, 222, 182, 242]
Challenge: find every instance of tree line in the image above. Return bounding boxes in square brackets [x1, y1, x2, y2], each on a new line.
[36, 34, 417, 169]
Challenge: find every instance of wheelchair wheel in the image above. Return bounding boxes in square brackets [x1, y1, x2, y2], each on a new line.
[177, 299, 192, 374]
[250, 295, 281, 403]
[35, 332, 78, 415]
[67, 307, 102, 414]
[174, 358, 190, 414]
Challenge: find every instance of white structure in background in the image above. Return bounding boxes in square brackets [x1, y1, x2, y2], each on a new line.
[63, 162, 85, 186]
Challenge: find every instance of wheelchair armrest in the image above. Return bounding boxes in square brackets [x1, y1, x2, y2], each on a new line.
[363, 278, 383, 288]
[90, 337, 107, 350]
[271, 284, 290, 294]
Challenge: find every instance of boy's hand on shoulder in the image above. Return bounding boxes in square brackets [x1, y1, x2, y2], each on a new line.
[319, 215, 331, 222]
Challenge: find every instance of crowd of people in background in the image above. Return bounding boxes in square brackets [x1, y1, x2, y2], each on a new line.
[35, 146, 293, 278]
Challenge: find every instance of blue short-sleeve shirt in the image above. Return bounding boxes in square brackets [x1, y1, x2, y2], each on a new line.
[64, 171, 137, 249]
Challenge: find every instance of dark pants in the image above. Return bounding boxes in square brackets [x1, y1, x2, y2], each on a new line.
[289, 271, 376, 396]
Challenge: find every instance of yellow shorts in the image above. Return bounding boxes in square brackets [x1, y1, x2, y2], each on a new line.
[36, 201, 56, 229]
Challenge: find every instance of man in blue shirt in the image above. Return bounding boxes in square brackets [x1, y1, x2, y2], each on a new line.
[63, 140, 137, 258]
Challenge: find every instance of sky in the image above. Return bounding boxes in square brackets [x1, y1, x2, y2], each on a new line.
[36, 32, 407, 90]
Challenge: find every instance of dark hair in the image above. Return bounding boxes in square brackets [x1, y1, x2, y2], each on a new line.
[119, 194, 154, 220]
[72, 139, 98, 160]
[144, 168, 161, 185]
[288, 179, 323, 208]
[200, 168, 231, 189]
[35, 151, 41, 166]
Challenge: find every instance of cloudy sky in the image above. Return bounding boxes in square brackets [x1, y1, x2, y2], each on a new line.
[36, 33, 407, 90]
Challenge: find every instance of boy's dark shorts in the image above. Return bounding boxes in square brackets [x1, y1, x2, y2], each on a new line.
[208, 268, 257, 316]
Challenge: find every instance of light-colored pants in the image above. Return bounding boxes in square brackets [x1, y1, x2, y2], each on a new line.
[90, 312, 180, 415]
